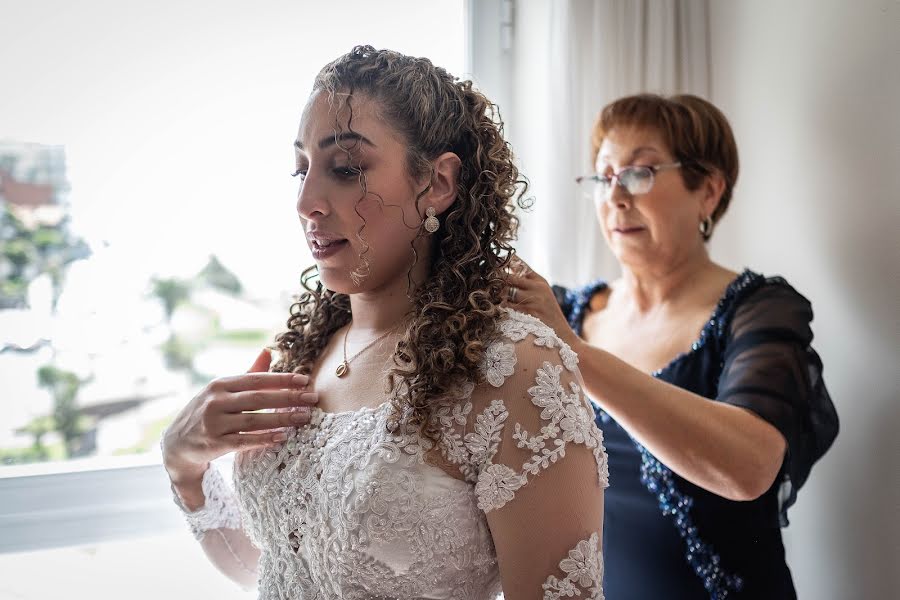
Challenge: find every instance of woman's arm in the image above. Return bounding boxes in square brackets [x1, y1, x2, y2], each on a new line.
[505, 265, 787, 501]
[169, 466, 261, 589]
[575, 344, 785, 501]
[162, 348, 318, 587]
[463, 316, 608, 598]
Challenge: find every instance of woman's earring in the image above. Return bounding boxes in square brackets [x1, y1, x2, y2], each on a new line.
[424, 207, 440, 233]
[699, 215, 714, 240]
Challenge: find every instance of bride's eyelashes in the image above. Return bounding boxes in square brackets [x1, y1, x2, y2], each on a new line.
[291, 165, 365, 183]
[331, 165, 364, 181]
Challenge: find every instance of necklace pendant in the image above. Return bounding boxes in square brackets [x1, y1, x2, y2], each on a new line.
[335, 361, 349, 378]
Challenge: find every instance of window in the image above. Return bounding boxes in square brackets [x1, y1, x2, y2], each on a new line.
[0, 0, 467, 588]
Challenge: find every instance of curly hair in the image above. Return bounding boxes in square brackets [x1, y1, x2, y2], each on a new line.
[272, 45, 528, 438]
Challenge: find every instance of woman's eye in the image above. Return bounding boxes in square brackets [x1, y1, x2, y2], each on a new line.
[332, 166, 362, 179]
[291, 168, 307, 180]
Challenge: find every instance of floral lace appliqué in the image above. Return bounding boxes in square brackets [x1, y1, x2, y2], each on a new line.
[474, 463, 528, 512]
[481, 341, 517, 387]
[502, 309, 579, 372]
[472, 360, 608, 512]
[542, 532, 604, 600]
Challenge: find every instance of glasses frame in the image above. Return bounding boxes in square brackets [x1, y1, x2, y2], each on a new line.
[575, 162, 682, 197]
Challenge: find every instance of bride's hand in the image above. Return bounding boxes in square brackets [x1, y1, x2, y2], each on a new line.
[162, 348, 317, 485]
[503, 257, 579, 349]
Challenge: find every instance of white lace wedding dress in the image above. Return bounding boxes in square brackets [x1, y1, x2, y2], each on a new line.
[172, 310, 609, 599]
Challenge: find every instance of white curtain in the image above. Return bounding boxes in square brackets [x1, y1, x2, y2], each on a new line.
[506, 0, 711, 286]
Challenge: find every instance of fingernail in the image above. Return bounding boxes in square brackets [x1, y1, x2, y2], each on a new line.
[291, 407, 310, 422]
[302, 392, 319, 404]
[292, 374, 309, 387]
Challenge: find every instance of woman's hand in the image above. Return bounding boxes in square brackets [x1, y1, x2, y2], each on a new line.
[162, 348, 317, 487]
[504, 257, 580, 349]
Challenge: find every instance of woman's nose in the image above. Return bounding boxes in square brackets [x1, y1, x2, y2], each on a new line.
[296, 174, 329, 220]
[607, 179, 632, 209]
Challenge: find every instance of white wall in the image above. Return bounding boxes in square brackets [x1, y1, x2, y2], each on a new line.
[708, 1, 900, 598]
[493, 1, 898, 597]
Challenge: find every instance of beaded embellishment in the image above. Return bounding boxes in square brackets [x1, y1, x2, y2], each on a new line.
[562, 270, 765, 599]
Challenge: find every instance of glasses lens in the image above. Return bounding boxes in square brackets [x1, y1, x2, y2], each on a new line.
[579, 175, 611, 198]
[620, 166, 654, 195]
[593, 176, 614, 199]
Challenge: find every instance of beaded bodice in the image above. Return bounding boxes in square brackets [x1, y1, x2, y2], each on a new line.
[226, 310, 608, 599]
[234, 401, 499, 599]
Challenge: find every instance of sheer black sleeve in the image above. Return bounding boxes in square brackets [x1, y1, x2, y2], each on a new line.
[552, 284, 573, 318]
[717, 280, 839, 524]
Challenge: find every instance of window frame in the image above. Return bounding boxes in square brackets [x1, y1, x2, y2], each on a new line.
[0, 3, 498, 556]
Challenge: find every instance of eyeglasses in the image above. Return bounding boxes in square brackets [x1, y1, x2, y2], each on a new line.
[575, 162, 682, 198]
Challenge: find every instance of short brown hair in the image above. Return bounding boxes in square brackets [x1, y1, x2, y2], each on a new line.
[591, 94, 739, 223]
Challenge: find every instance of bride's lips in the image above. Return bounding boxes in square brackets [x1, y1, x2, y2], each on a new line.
[306, 231, 349, 260]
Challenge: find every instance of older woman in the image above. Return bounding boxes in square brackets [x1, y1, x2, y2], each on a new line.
[505, 94, 838, 599]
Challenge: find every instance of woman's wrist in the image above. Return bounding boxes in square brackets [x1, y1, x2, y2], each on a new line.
[161, 429, 210, 484]
[164, 455, 210, 488]
[568, 333, 590, 361]
[170, 465, 243, 537]
[167, 466, 212, 516]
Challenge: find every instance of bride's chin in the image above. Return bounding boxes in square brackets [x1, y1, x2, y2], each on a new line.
[316, 267, 367, 296]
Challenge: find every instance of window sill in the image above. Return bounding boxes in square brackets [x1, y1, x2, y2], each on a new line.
[0, 454, 182, 554]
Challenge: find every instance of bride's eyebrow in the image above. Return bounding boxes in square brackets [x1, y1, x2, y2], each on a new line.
[293, 132, 377, 152]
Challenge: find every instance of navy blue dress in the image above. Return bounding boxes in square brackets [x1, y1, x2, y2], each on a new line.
[558, 270, 839, 600]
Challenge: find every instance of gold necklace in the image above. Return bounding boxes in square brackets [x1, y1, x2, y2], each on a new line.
[335, 323, 397, 378]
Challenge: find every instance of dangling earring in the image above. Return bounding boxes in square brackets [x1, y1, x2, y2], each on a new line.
[424, 207, 440, 233]
[699, 215, 714, 240]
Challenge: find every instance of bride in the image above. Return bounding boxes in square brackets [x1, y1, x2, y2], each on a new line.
[161, 45, 608, 600]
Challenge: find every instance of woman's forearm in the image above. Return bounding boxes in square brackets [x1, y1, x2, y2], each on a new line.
[199, 527, 261, 590]
[575, 340, 786, 500]
[169, 464, 261, 589]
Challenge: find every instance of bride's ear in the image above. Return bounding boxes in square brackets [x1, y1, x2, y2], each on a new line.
[424, 152, 461, 215]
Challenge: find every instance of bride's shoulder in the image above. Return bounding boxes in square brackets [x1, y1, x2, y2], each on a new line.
[479, 308, 579, 386]
[433, 307, 606, 497]
[496, 307, 574, 350]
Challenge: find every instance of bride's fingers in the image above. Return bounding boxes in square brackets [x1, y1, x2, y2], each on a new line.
[222, 430, 289, 450]
[216, 372, 310, 393]
[221, 389, 319, 413]
[247, 348, 272, 374]
[215, 409, 312, 435]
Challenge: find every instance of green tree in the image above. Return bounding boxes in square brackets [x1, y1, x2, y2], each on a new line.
[0, 204, 90, 310]
[17, 415, 54, 462]
[198, 255, 243, 295]
[149, 276, 192, 323]
[36, 365, 89, 458]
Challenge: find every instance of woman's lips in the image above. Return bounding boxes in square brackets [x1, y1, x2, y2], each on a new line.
[307, 235, 349, 260]
[613, 226, 645, 234]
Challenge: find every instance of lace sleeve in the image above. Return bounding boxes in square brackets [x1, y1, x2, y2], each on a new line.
[454, 310, 608, 599]
[169, 462, 261, 589]
[171, 466, 242, 540]
[718, 281, 839, 524]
